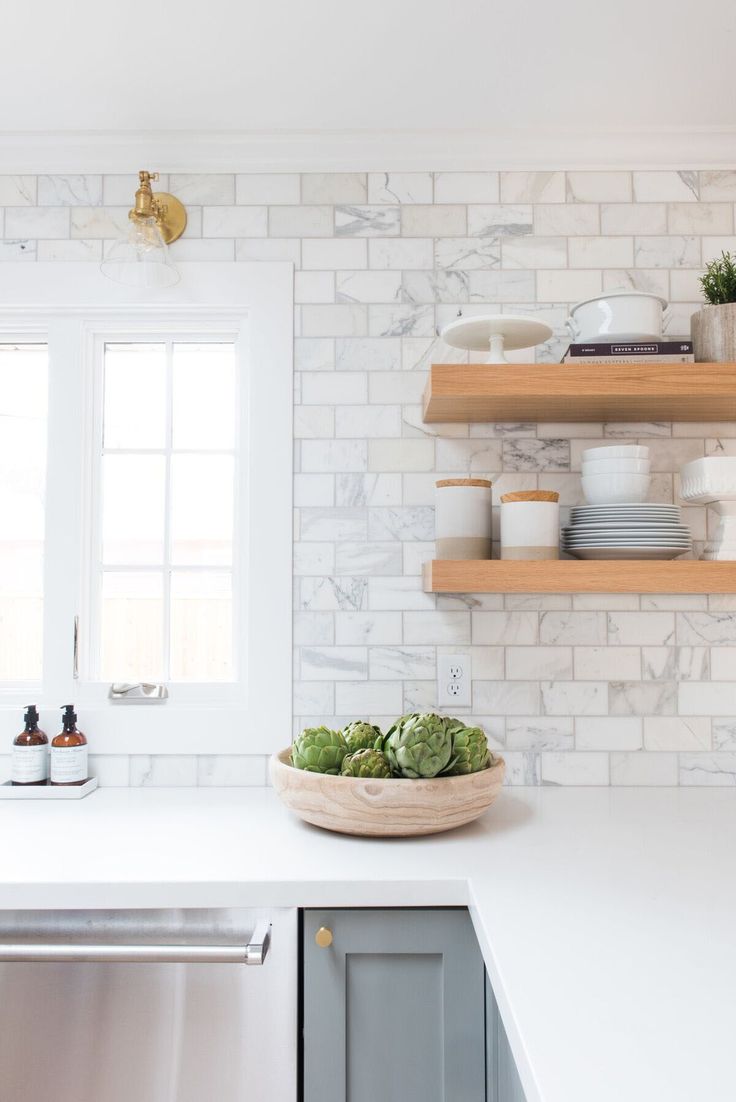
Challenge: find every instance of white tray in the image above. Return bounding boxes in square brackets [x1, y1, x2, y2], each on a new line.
[0, 777, 98, 800]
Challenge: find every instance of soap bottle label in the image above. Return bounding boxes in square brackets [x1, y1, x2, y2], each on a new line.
[11, 744, 48, 784]
[50, 745, 88, 784]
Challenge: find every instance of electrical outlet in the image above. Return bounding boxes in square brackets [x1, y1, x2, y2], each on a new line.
[437, 653, 471, 709]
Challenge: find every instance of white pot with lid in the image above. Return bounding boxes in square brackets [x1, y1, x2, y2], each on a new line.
[566, 291, 669, 342]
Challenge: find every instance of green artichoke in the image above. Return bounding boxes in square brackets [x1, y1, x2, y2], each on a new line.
[341, 748, 392, 778]
[291, 726, 348, 774]
[342, 720, 383, 755]
[384, 712, 455, 779]
[443, 725, 491, 775]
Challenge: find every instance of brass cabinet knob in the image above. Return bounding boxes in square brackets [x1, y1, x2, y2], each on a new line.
[315, 926, 333, 948]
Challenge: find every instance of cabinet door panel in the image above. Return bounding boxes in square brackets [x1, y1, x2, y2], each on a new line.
[486, 973, 527, 1102]
[304, 909, 485, 1102]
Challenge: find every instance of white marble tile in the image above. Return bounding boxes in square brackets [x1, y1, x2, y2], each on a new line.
[270, 205, 333, 236]
[633, 171, 699, 201]
[541, 681, 607, 715]
[609, 680, 677, 715]
[336, 405, 401, 438]
[300, 507, 366, 541]
[536, 269, 602, 301]
[0, 239, 36, 260]
[643, 717, 711, 751]
[335, 611, 403, 645]
[506, 717, 574, 751]
[566, 171, 631, 202]
[102, 173, 166, 204]
[236, 173, 300, 204]
[501, 172, 565, 203]
[575, 717, 642, 750]
[336, 473, 401, 507]
[642, 647, 709, 681]
[542, 751, 609, 784]
[197, 756, 267, 786]
[38, 174, 102, 206]
[712, 719, 736, 749]
[708, 648, 736, 679]
[669, 268, 706, 302]
[294, 611, 335, 645]
[501, 437, 569, 471]
[467, 204, 533, 237]
[130, 755, 198, 787]
[0, 175, 36, 205]
[574, 647, 641, 680]
[573, 594, 640, 611]
[634, 235, 700, 268]
[568, 236, 634, 268]
[335, 680, 403, 715]
[301, 371, 367, 403]
[336, 205, 400, 236]
[302, 237, 367, 269]
[302, 304, 367, 338]
[698, 171, 736, 200]
[600, 203, 666, 235]
[401, 204, 466, 236]
[301, 646, 368, 680]
[295, 271, 335, 303]
[677, 612, 736, 645]
[368, 575, 435, 611]
[369, 646, 435, 680]
[679, 752, 736, 785]
[505, 595, 572, 611]
[295, 338, 334, 372]
[88, 755, 130, 786]
[167, 174, 234, 204]
[368, 505, 434, 541]
[474, 680, 540, 715]
[469, 269, 535, 302]
[435, 236, 501, 270]
[368, 303, 434, 337]
[502, 236, 567, 269]
[5, 206, 69, 238]
[293, 681, 334, 714]
[300, 576, 368, 611]
[502, 751, 541, 785]
[174, 239, 235, 261]
[608, 612, 675, 645]
[301, 439, 367, 473]
[368, 372, 427, 404]
[368, 173, 433, 204]
[302, 173, 367, 204]
[368, 438, 435, 472]
[236, 237, 300, 262]
[602, 269, 669, 296]
[507, 646, 573, 680]
[402, 270, 469, 304]
[668, 202, 733, 234]
[610, 751, 678, 785]
[294, 406, 334, 438]
[336, 270, 403, 304]
[434, 172, 499, 204]
[535, 203, 599, 235]
[202, 205, 267, 236]
[335, 336, 401, 372]
[294, 542, 335, 575]
[368, 237, 434, 269]
[539, 611, 607, 645]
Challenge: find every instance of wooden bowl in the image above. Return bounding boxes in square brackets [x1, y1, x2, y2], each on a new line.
[269, 748, 505, 837]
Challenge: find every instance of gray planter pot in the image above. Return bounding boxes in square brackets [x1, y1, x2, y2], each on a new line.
[692, 303, 736, 363]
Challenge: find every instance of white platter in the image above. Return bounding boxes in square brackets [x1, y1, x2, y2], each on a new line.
[0, 777, 98, 800]
[566, 547, 690, 560]
[440, 314, 553, 363]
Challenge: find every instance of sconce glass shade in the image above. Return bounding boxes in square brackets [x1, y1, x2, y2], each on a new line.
[101, 216, 180, 289]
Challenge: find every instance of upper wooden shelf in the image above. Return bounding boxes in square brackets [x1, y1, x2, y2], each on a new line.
[422, 362, 736, 423]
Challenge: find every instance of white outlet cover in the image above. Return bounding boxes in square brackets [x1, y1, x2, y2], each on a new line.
[437, 653, 472, 709]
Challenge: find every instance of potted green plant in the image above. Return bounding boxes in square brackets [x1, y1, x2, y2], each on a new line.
[692, 251, 736, 362]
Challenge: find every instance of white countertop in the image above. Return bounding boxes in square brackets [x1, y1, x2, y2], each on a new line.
[2, 785, 735, 1102]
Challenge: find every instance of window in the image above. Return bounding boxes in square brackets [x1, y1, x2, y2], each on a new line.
[0, 263, 293, 753]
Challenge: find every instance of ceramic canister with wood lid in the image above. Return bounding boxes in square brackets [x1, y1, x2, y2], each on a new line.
[435, 479, 492, 559]
[500, 490, 560, 560]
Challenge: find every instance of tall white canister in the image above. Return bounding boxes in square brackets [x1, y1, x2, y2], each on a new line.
[435, 479, 493, 559]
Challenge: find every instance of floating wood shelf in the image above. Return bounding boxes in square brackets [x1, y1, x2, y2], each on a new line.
[423, 559, 736, 594]
[422, 362, 736, 423]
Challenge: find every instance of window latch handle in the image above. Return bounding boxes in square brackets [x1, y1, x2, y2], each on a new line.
[108, 683, 169, 704]
[73, 615, 79, 680]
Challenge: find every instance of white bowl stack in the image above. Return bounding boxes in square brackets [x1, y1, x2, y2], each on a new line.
[581, 444, 651, 505]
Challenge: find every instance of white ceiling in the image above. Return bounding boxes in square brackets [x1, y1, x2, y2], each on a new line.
[2, 0, 735, 168]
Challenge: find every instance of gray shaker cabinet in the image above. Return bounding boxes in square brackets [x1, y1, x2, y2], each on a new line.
[303, 908, 486, 1102]
[486, 974, 528, 1102]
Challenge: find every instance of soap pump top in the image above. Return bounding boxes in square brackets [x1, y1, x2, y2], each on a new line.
[23, 704, 41, 733]
[61, 704, 78, 733]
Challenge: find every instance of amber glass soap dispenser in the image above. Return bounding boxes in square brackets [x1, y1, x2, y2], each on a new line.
[50, 705, 88, 786]
[11, 705, 49, 786]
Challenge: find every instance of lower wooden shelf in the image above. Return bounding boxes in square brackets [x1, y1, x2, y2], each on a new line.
[422, 559, 736, 594]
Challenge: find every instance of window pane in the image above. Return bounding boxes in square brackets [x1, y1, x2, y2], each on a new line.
[170, 572, 232, 681]
[102, 454, 166, 564]
[170, 454, 234, 565]
[172, 343, 236, 450]
[101, 571, 164, 681]
[103, 343, 166, 449]
[0, 344, 47, 681]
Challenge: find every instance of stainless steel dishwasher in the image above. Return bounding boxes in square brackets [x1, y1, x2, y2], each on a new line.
[0, 908, 297, 1102]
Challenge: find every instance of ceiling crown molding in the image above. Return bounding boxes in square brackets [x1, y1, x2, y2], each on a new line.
[0, 127, 735, 173]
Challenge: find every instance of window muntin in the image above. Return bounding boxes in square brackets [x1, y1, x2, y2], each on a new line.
[94, 339, 237, 684]
[0, 343, 48, 682]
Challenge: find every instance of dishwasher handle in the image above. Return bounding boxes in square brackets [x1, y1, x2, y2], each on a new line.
[0, 920, 271, 966]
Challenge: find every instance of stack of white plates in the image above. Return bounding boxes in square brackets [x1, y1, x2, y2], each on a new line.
[562, 503, 692, 560]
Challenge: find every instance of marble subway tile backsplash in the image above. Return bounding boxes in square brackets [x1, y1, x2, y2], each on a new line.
[3, 169, 735, 785]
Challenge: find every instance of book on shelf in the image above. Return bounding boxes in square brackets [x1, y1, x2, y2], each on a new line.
[563, 339, 694, 364]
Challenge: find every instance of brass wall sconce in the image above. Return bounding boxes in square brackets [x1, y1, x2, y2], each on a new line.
[101, 170, 187, 289]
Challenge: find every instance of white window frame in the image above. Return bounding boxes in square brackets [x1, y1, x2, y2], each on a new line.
[0, 262, 293, 755]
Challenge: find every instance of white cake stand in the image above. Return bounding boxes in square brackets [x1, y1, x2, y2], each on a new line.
[440, 314, 554, 364]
